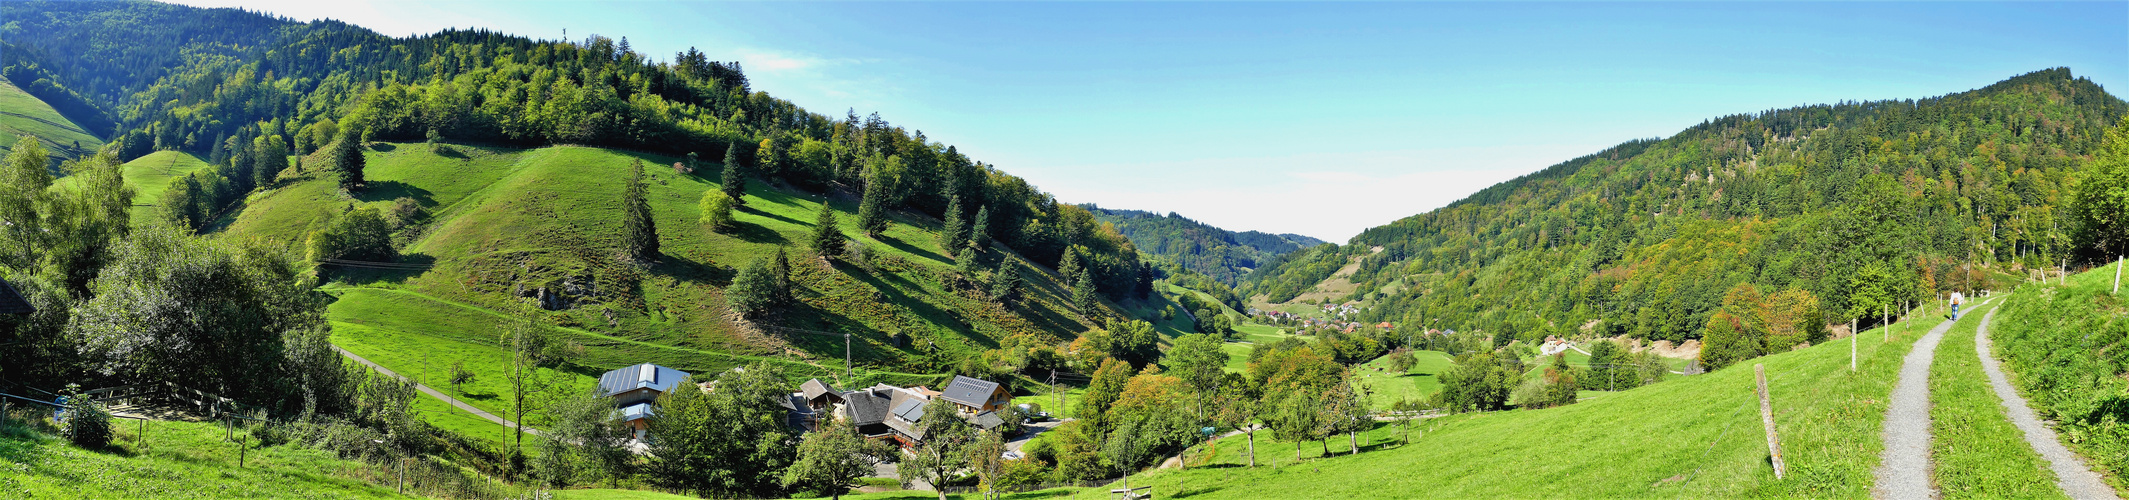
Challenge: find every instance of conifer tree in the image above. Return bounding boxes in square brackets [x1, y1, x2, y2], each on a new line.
[968, 205, 991, 251]
[989, 261, 1023, 304]
[1073, 266, 1097, 318]
[721, 143, 747, 206]
[771, 246, 793, 306]
[810, 202, 845, 259]
[621, 159, 660, 261]
[331, 133, 365, 193]
[939, 195, 968, 257]
[856, 169, 887, 238]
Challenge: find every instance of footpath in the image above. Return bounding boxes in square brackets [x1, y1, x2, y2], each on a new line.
[1974, 307, 2119, 500]
[1872, 300, 1981, 499]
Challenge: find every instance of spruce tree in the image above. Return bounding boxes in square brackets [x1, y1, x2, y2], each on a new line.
[939, 195, 967, 257]
[1073, 267, 1097, 318]
[331, 134, 365, 192]
[856, 169, 886, 238]
[810, 202, 845, 259]
[771, 246, 793, 306]
[721, 143, 747, 206]
[989, 261, 1022, 304]
[621, 159, 660, 261]
[968, 205, 991, 251]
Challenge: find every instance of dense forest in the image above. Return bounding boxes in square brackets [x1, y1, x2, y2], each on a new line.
[1084, 204, 1318, 285]
[0, 0, 1149, 301]
[1244, 69, 2127, 353]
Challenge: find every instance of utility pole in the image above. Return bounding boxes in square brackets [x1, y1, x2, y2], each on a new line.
[1050, 370, 1061, 415]
[2114, 256, 2122, 294]
[1850, 318, 1857, 372]
[844, 333, 852, 382]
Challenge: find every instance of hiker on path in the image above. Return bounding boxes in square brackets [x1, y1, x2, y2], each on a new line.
[1949, 291, 1965, 320]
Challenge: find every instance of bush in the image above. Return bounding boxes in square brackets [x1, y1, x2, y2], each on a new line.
[59, 386, 112, 449]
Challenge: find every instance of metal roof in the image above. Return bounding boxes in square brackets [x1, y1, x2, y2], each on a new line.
[0, 278, 33, 315]
[598, 363, 689, 397]
[939, 375, 1001, 409]
[891, 399, 925, 423]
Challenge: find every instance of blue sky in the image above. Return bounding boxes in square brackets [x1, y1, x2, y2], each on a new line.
[172, 1, 2129, 241]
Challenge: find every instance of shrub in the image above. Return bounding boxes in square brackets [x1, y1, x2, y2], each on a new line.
[60, 386, 112, 449]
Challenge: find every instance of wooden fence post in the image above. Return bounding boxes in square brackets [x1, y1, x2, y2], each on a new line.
[1755, 364, 1785, 479]
[1849, 319, 1857, 372]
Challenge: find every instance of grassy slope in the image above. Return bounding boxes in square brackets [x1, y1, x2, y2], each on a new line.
[1056, 301, 1962, 499]
[0, 76, 102, 163]
[202, 142, 1175, 439]
[1927, 298, 2067, 499]
[1350, 350, 1454, 407]
[0, 420, 410, 499]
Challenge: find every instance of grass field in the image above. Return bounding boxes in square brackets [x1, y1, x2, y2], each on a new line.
[1039, 300, 1963, 499]
[1927, 297, 2067, 499]
[0, 418, 411, 499]
[1349, 350, 1454, 407]
[0, 76, 102, 165]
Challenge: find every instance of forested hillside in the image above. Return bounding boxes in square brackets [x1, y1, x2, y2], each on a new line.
[1085, 204, 1317, 285]
[0, 0, 1175, 377]
[1246, 69, 2126, 350]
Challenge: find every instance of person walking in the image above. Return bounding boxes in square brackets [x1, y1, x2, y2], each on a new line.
[1949, 291, 1964, 320]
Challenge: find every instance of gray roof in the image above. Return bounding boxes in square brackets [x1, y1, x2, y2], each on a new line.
[800, 379, 841, 402]
[939, 375, 1002, 409]
[598, 363, 690, 397]
[0, 278, 32, 315]
[890, 399, 926, 423]
[972, 411, 1006, 430]
[842, 388, 892, 426]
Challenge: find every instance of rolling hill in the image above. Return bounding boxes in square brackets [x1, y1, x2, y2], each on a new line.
[0, 75, 103, 167]
[1086, 204, 1323, 285]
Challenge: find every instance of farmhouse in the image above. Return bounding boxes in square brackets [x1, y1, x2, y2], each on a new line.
[829, 375, 1015, 448]
[598, 363, 689, 439]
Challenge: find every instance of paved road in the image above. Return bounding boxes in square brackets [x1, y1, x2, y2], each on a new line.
[1872, 309, 1963, 500]
[332, 345, 539, 437]
[1975, 306, 2120, 500]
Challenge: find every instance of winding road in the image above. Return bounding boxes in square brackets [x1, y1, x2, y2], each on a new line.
[1974, 306, 2119, 500]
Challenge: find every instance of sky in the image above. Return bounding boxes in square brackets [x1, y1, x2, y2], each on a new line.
[169, 1, 2129, 242]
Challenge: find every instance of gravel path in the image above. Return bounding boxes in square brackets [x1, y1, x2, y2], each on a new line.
[1874, 311, 1961, 499]
[1975, 306, 2121, 500]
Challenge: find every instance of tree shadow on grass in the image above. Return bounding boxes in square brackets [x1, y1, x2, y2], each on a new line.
[355, 180, 435, 204]
[738, 204, 808, 228]
[874, 234, 951, 265]
[322, 253, 438, 286]
[726, 220, 790, 245]
[648, 252, 732, 287]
